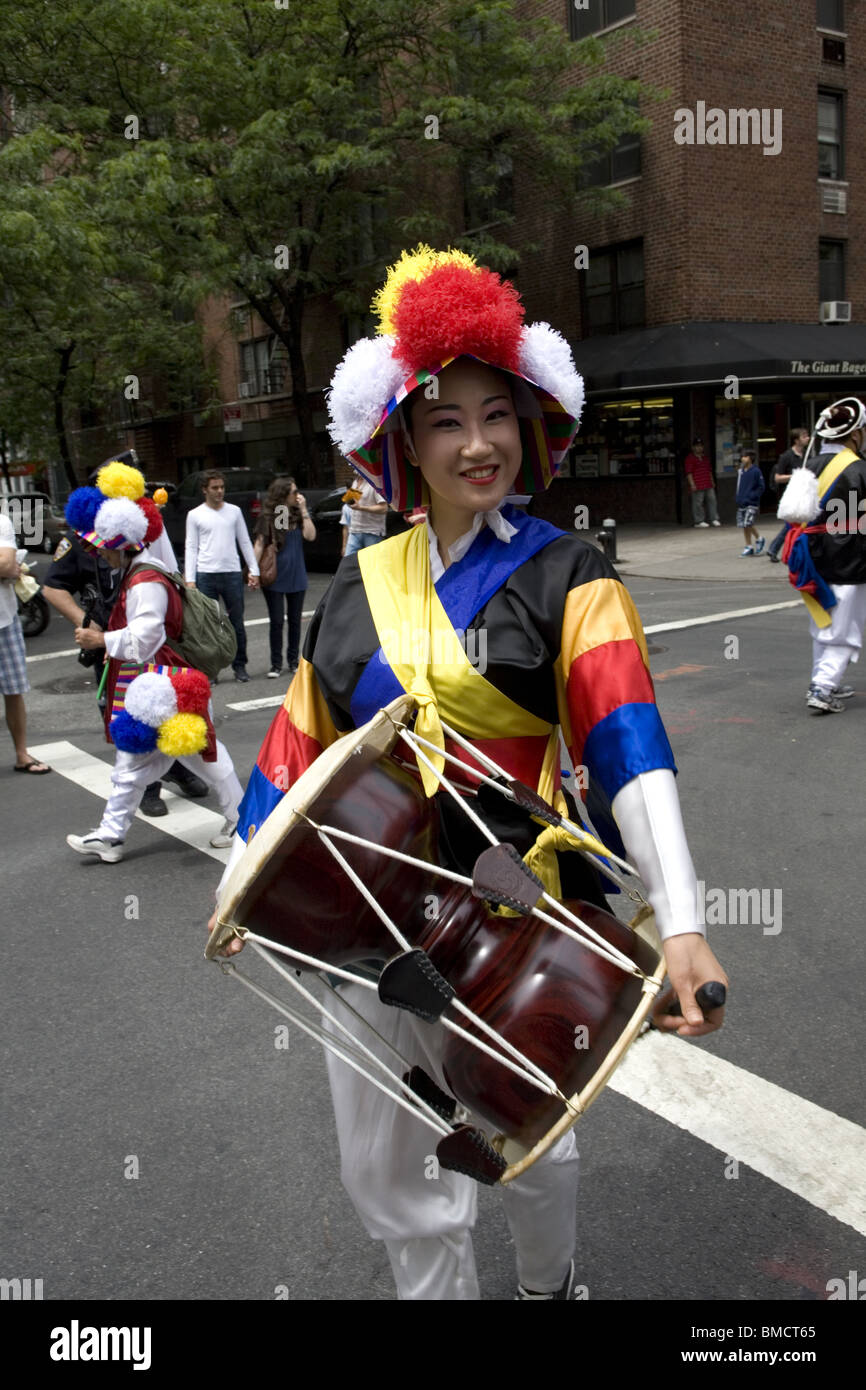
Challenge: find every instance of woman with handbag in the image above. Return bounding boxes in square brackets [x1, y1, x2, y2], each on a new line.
[254, 477, 316, 679]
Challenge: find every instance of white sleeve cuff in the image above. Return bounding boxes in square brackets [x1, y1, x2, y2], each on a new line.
[610, 768, 704, 941]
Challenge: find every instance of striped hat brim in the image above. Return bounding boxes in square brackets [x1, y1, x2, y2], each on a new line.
[78, 528, 145, 553]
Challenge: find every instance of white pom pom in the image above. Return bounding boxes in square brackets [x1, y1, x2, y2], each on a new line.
[94, 497, 147, 545]
[519, 322, 585, 427]
[777, 467, 820, 526]
[125, 672, 178, 728]
[327, 335, 407, 454]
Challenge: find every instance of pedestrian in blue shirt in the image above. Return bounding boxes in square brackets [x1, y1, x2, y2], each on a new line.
[736, 450, 766, 556]
[254, 477, 317, 679]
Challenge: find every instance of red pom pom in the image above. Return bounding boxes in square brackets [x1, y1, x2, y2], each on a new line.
[170, 668, 211, 715]
[137, 497, 164, 543]
[392, 264, 524, 374]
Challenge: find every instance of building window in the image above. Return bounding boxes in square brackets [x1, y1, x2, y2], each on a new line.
[463, 147, 515, 233]
[568, 1, 636, 40]
[819, 240, 846, 301]
[582, 240, 645, 336]
[579, 120, 641, 188]
[817, 0, 844, 31]
[239, 336, 283, 396]
[818, 89, 844, 179]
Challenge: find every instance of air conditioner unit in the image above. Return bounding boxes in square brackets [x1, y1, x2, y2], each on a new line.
[821, 184, 847, 214]
[238, 381, 253, 398]
[820, 300, 852, 324]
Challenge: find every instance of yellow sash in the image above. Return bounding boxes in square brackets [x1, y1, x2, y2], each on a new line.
[358, 523, 604, 904]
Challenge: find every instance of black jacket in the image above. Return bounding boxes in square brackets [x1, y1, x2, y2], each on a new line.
[807, 449, 866, 585]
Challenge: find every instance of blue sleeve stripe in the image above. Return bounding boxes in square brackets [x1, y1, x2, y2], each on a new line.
[237, 764, 284, 842]
[583, 702, 677, 806]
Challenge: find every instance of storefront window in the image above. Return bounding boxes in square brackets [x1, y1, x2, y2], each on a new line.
[715, 394, 754, 475]
[568, 396, 675, 476]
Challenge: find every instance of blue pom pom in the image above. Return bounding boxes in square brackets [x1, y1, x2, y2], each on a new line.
[65, 487, 104, 534]
[109, 709, 159, 753]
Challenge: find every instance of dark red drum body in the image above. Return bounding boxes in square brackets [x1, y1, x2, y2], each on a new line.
[225, 743, 657, 1149]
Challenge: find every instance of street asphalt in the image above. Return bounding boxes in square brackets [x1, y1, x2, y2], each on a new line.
[3, 530, 865, 1306]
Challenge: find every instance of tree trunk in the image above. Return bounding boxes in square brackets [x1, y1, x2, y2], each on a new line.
[54, 344, 78, 491]
[0, 431, 11, 490]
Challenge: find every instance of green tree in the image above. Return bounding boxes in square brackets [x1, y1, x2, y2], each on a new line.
[0, 0, 652, 483]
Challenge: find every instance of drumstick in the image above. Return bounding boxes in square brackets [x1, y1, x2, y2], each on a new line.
[666, 981, 727, 1019]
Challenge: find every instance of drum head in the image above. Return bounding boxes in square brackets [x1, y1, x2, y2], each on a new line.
[208, 694, 416, 958]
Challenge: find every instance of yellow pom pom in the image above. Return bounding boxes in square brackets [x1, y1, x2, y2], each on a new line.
[157, 712, 207, 757]
[97, 461, 146, 501]
[372, 245, 478, 336]
[152, 487, 168, 506]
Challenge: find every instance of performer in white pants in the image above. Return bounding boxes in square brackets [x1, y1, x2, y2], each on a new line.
[62, 460, 243, 863]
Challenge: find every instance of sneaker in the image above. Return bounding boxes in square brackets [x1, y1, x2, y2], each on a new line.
[516, 1259, 575, 1301]
[210, 818, 237, 848]
[694, 522, 710, 528]
[267, 666, 281, 679]
[806, 688, 846, 714]
[162, 765, 208, 798]
[67, 831, 124, 863]
[234, 667, 250, 683]
[740, 547, 754, 556]
[768, 553, 780, 563]
[710, 519, 721, 527]
[140, 784, 167, 817]
[755, 537, 766, 555]
[805, 683, 855, 700]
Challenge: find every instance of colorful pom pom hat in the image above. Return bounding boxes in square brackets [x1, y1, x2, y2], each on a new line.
[326, 245, 585, 511]
[65, 461, 164, 552]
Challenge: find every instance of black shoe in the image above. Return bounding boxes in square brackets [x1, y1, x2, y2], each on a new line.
[768, 553, 780, 563]
[516, 1259, 576, 1301]
[162, 763, 208, 798]
[234, 667, 250, 683]
[140, 784, 168, 817]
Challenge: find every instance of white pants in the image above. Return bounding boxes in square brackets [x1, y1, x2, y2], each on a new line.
[809, 583, 866, 692]
[324, 984, 579, 1300]
[97, 741, 242, 842]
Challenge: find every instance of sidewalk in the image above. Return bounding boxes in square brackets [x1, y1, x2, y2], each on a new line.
[602, 522, 792, 583]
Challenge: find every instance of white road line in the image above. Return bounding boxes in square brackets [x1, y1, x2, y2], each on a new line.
[645, 601, 800, 634]
[609, 1030, 866, 1238]
[26, 612, 315, 663]
[30, 740, 232, 864]
[36, 741, 866, 1235]
[226, 695, 285, 712]
[26, 647, 78, 664]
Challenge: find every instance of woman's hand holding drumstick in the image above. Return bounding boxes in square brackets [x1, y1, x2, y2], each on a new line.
[652, 933, 728, 1038]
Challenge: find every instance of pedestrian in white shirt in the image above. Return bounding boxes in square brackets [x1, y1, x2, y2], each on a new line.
[0, 512, 51, 775]
[345, 480, 388, 556]
[184, 471, 260, 682]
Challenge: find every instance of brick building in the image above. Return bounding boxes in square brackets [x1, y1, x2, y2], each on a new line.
[523, 0, 866, 526]
[107, 0, 866, 524]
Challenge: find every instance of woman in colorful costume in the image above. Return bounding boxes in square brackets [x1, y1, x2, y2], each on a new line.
[212, 248, 728, 1299]
[64, 462, 243, 862]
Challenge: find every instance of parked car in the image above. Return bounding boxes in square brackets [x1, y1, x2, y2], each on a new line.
[0, 491, 67, 554]
[160, 468, 280, 554]
[305, 486, 408, 571]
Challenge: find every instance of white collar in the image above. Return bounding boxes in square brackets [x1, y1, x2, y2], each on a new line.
[425, 506, 518, 582]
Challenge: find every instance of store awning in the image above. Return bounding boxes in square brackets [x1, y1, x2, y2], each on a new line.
[571, 322, 866, 393]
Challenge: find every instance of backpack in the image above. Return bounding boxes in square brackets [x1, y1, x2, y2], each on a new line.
[133, 568, 237, 679]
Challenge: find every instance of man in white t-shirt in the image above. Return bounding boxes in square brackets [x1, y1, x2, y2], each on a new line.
[345, 479, 388, 556]
[0, 511, 51, 774]
[184, 471, 260, 682]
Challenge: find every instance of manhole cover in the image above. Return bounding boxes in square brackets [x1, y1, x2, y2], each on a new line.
[42, 674, 98, 695]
